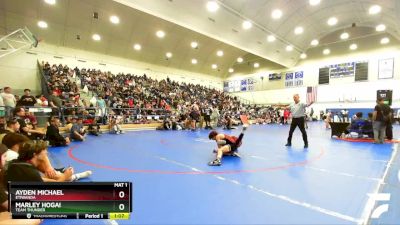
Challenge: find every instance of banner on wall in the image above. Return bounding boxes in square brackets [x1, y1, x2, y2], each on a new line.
[378, 58, 394, 79]
[328, 62, 356, 78]
[285, 71, 303, 87]
[294, 71, 304, 86]
[223, 78, 255, 92]
[269, 73, 282, 80]
[285, 72, 294, 87]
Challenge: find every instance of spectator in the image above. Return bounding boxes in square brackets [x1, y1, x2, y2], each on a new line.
[344, 112, 366, 138]
[17, 89, 37, 107]
[110, 117, 124, 134]
[1, 133, 30, 170]
[46, 117, 70, 146]
[70, 118, 86, 141]
[0, 87, 16, 108]
[372, 97, 392, 144]
[0, 119, 20, 143]
[363, 113, 373, 138]
[88, 119, 101, 136]
[5, 140, 47, 182]
[13, 107, 45, 140]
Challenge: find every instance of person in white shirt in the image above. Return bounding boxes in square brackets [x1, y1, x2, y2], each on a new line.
[0, 95, 4, 107]
[285, 94, 313, 148]
[0, 87, 16, 108]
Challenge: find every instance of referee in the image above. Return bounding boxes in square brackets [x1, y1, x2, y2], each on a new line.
[285, 94, 313, 148]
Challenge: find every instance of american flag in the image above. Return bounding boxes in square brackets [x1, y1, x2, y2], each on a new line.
[306, 86, 317, 104]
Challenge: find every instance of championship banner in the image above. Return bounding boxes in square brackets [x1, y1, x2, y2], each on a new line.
[285, 72, 294, 87]
[269, 73, 282, 80]
[329, 62, 355, 78]
[240, 79, 247, 91]
[294, 71, 304, 86]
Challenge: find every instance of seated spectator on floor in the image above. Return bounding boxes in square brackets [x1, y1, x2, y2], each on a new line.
[13, 107, 45, 140]
[88, 119, 101, 136]
[46, 117, 70, 146]
[2, 134, 90, 182]
[0, 144, 42, 225]
[70, 118, 86, 141]
[163, 118, 172, 130]
[110, 117, 124, 134]
[5, 140, 48, 183]
[345, 112, 366, 137]
[363, 113, 373, 138]
[1, 133, 30, 170]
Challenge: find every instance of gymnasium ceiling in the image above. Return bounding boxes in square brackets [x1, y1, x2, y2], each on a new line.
[0, 0, 399, 77]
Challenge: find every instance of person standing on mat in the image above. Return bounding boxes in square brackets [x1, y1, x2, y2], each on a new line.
[285, 94, 313, 148]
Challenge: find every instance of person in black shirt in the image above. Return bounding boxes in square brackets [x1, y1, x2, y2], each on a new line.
[372, 97, 392, 144]
[46, 118, 70, 146]
[88, 119, 101, 136]
[13, 107, 45, 140]
[17, 89, 37, 107]
[5, 140, 47, 183]
[203, 104, 212, 129]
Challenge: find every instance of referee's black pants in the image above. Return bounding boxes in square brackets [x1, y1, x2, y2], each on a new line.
[287, 117, 308, 145]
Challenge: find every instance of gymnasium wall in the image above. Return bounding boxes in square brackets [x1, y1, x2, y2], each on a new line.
[0, 43, 223, 95]
[229, 46, 400, 112]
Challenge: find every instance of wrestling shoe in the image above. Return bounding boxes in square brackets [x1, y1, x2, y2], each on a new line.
[71, 170, 93, 181]
[231, 152, 241, 157]
[208, 159, 221, 166]
[285, 143, 291, 147]
[242, 124, 248, 131]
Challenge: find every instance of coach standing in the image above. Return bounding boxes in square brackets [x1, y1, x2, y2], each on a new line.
[285, 94, 313, 148]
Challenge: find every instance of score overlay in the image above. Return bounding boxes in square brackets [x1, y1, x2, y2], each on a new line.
[8, 182, 132, 220]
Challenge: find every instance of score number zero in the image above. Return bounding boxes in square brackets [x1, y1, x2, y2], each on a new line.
[114, 182, 129, 211]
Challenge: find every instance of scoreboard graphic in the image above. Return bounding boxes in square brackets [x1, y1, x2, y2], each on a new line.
[9, 182, 132, 220]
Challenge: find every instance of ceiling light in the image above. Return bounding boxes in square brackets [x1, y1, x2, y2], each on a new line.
[349, 44, 357, 50]
[206, 1, 219, 12]
[216, 50, 224, 57]
[156, 30, 165, 38]
[369, 5, 381, 15]
[228, 68, 234, 73]
[37, 21, 48, 29]
[380, 37, 390, 44]
[271, 9, 282, 19]
[191, 59, 198, 64]
[286, 45, 293, 51]
[309, 0, 321, 6]
[242, 20, 252, 29]
[109, 15, 120, 24]
[44, 0, 56, 5]
[376, 24, 386, 32]
[327, 17, 338, 26]
[133, 44, 141, 50]
[310, 39, 319, 46]
[294, 26, 304, 35]
[323, 48, 330, 55]
[191, 41, 198, 49]
[92, 34, 101, 41]
[267, 35, 276, 42]
[212, 64, 218, 69]
[340, 32, 349, 40]
[237, 57, 243, 63]
[254, 63, 260, 68]
[300, 53, 307, 59]
[166, 52, 172, 58]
